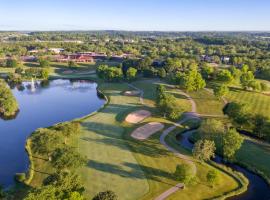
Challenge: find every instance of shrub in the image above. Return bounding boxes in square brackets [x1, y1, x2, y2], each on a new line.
[15, 173, 26, 182]
[174, 163, 195, 185]
[206, 170, 219, 186]
[6, 59, 18, 68]
[92, 190, 118, 200]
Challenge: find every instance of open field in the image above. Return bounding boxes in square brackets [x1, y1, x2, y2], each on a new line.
[236, 140, 270, 183]
[188, 89, 225, 115]
[226, 87, 270, 117]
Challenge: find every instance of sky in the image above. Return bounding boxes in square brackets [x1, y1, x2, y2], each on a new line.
[0, 0, 269, 31]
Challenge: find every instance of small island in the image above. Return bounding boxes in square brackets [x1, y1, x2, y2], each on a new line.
[0, 80, 19, 118]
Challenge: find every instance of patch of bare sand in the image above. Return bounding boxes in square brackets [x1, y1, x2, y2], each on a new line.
[124, 90, 141, 96]
[125, 110, 151, 124]
[131, 122, 164, 140]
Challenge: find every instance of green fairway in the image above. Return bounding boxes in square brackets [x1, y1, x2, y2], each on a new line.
[188, 89, 225, 115]
[78, 82, 149, 199]
[226, 87, 270, 117]
[236, 139, 270, 183]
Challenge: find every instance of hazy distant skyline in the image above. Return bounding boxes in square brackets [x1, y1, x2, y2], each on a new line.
[0, 0, 269, 31]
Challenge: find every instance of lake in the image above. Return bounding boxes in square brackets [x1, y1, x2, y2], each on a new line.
[0, 79, 105, 187]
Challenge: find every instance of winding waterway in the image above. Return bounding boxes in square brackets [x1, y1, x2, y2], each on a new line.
[0, 79, 105, 187]
[177, 129, 270, 200]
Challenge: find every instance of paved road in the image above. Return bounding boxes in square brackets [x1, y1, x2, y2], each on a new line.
[156, 115, 199, 200]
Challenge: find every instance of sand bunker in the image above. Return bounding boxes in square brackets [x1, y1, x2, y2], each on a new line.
[131, 122, 164, 140]
[125, 110, 151, 124]
[124, 90, 141, 96]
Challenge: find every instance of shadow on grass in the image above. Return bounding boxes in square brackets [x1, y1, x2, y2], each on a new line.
[87, 160, 176, 186]
[80, 121, 169, 158]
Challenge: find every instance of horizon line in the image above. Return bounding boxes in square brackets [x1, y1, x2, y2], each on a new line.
[1, 29, 270, 33]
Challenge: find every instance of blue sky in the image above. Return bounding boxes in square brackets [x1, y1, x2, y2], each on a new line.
[0, 0, 269, 31]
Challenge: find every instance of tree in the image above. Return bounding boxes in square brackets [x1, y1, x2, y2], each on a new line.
[24, 185, 57, 200]
[206, 170, 218, 186]
[213, 84, 229, 99]
[15, 67, 24, 74]
[40, 68, 50, 79]
[97, 65, 109, 79]
[97, 65, 123, 82]
[192, 139, 216, 161]
[137, 57, 152, 71]
[260, 82, 268, 91]
[174, 163, 195, 185]
[6, 59, 18, 68]
[39, 59, 50, 68]
[55, 122, 81, 144]
[126, 67, 137, 81]
[143, 67, 157, 78]
[93, 191, 118, 200]
[216, 69, 233, 84]
[240, 67, 255, 89]
[253, 115, 269, 139]
[158, 68, 167, 78]
[0, 80, 19, 118]
[165, 57, 182, 73]
[223, 102, 251, 126]
[156, 86, 183, 120]
[51, 147, 87, 170]
[223, 129, 244, 160]
[198, 119, 225, 143]
[26, 172, 85, 200]
[229, 66, 242, 81]
[43, 171, 85, 197]
[68, 60, 78, 68]
[181, 68, 206, 92]
[248, 80, 262, 91]
[31, 129, 62, 156]
[201, 64, 214, 80]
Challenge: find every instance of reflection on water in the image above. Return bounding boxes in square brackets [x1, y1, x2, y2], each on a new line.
[0, 79, 105, 187]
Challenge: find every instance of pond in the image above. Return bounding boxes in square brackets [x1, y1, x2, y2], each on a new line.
[0, 79, 105, 187]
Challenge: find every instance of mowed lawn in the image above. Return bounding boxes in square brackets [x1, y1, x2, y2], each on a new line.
[226, 87, 270, 117]
[188, 89, 225, 115]
[236, 139, 270, 182]
[78, 82, 149, 200]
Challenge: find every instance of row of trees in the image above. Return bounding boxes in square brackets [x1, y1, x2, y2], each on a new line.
[97, 65, 137, 82]
[0, 80, 19, 118]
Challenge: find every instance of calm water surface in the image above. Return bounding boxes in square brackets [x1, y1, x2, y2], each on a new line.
[0, 79, 105, 187]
